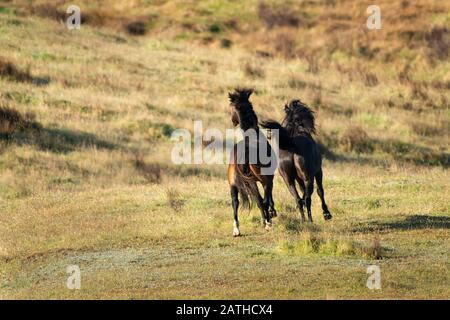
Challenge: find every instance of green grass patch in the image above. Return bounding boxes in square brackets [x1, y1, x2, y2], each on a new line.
[276, 232, 385, 259]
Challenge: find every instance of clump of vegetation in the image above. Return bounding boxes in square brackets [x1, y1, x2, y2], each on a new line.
[166, 188, 184, 211]
[0, 57, 33, 83]
[410, 121, 444, 137]
[0, 106, 22, 137]
[243, 62, 265, 79]
[279, 215, 321, 234]
[258, 2, 300, 29]
[363, 236, 383, 260]
[126, 20, 148, 36]
[148, 123, 174, 141]
[220, 38, 233, 48]
[28, 2, 65, 21]
[277, 232, 386, 259]
[305, 53, 319, 74]
[273, 32, 297, 59]
[134, 155, 162, 184]
[425, 27, 449, 60]
[340, 125, 374, 153]
[288, 76, 308, 89]
[0, 106, 40, 138]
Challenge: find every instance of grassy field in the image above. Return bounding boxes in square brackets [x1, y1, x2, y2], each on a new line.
[0, 0, 449, 299]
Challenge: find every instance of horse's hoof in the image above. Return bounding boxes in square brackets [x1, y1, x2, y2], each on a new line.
[270, 210, 277, 218]
[264, 220, 272, 231]
[324, 212, 332, 220]
[233, 223, 241, 237]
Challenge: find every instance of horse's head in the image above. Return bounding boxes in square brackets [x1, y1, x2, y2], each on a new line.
[228, 88, 257, 129]
[283, 99, 316, 134]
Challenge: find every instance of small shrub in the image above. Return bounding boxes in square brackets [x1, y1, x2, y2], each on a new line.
[79, 8, 117, 27]
[258, 3, 299, 29]
[293, 232, 322, 255]
[340, 125, 374, 153]
[363, 236, 383, 260]
[0, 107, 40, 138]
[134, 155, 162, 183]
[411, 83, 428, 100]
[305, 54, 319, 74]
[318, 239, 338, 255]
[311, 83, 322, 106]
[208, 23, 222, 34]
[243, 62, 265, 79]
[127, 122, 174, 141]
[402, 102, 413, 110]
[280, 216, 302, 233]
[410, 122, 442, 137]
[276, 240, 293, 254]
[220, 38, 233, 48]
[273, 32, 297, 59]
[275, 234, 377, 258]
[279, 215, 322, 233]
[29, 3, 65, 20]
[363, 72, 379, 87]
[425, 27, 449, 60]
[126, 20, 148, 36]
[0, 106, 23, 136]
[166, 188, 184, 211]
[288, 77, 308, 89]
[336, 240, 356, 256]
[0, 58, 33, 83]
[367, 199, 382, 210]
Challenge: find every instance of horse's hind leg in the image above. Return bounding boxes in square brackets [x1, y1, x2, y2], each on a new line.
[263, 179, 277, 218]
[315, 169, 332, 220]
[230, 186, 240, 236]
[305, 179, 314, 222]
[269, 193, 276, 218]
[282, 174, 305, 221]
[255, 189, 271, 230]
[297, 178, 306, 199]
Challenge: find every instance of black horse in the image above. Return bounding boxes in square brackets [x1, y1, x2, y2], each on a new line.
[261, 100, 332, 222]
[227, 88, 277, 236]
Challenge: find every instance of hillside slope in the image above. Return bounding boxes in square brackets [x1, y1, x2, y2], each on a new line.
[0, 2, 449, 299]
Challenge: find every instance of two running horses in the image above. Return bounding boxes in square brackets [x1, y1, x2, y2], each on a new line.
[227, 88, 332, 236]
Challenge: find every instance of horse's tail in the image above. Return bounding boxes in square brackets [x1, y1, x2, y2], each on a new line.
[235, 177, 257, 210]
[260, 120, 294, 151]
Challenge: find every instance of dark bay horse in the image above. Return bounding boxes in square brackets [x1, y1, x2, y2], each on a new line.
[261, 100, 332, 222]
[227, 88, 277, 236]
